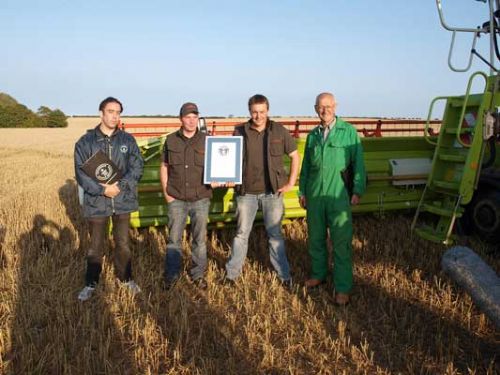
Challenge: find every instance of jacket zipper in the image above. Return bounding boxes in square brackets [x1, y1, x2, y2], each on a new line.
[106, 136, 116, 214]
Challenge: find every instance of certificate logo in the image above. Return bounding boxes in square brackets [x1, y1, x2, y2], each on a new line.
[218, 145, 229, 156]
[96, 163, 113, 181]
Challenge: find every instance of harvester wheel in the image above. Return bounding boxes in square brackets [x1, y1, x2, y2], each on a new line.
[471, 190, 500, 243]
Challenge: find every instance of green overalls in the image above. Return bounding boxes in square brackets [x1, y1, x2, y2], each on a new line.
[299, 117, 366, 293]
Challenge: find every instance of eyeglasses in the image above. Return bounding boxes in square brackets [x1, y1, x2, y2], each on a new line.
[315, 105, 334, 110]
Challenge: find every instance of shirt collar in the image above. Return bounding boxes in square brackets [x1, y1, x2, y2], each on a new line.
[96, 124, 119, 138]
[178, 128, 199, 141]
[249, 118, 271, 132]
[320, 117, 336, 130]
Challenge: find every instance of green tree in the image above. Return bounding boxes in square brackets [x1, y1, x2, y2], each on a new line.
[37, 106, 52, 117]
[46, 109, 68, 128]
[0, 93, 18, 108]
[0, 92, 68, 128]
[0, 104, 36, 128]
[35, 106, 50, 127]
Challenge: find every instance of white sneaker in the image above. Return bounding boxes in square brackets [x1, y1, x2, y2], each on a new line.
[124, 280, 141, 295]
[78, 286, 95, 301]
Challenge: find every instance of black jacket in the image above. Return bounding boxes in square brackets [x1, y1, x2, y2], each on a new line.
[74, 126, 144, 218]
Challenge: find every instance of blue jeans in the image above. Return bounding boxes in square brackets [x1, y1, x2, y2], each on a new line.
[225, 193, 290, 281]
[165, 198, 210, 283]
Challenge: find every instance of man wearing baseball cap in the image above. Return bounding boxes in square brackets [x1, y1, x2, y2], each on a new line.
[159, 102, 212, 289]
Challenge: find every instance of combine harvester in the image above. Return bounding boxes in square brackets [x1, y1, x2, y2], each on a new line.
[132, 0, 500, 247]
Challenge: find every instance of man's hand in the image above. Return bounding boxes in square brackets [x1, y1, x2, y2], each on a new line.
[299, 195, 307, 209]
[210, 182, 236, 188]
[351, 194, 360, 205]
[277, 182, 294, 194]
[100, 182, 120, 198]
[163, 192, 175, 203]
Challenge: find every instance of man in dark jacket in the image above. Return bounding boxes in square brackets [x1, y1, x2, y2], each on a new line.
[160, 102, 212, 289]
[225, 94, 299, 286]
[74, 97, 144, 301]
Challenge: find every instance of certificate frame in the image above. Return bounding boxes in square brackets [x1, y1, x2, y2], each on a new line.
[204, 136, 243, 184]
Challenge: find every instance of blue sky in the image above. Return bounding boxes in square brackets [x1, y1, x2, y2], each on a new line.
[0, 0, 494, 117]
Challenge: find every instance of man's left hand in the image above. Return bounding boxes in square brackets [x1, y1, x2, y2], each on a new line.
[351, 194, 360, 205]
[277, 183, 294, 194]
[101, 182, 121, 198]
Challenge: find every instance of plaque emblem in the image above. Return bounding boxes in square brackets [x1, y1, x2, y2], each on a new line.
[95, 163, 114, 181]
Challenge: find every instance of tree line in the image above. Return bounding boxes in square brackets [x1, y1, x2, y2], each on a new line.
[0, 92, 68, 128]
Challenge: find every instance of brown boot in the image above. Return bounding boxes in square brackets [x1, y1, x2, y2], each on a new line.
[305, 278, 325, 288]
[335, 292, 350, 306]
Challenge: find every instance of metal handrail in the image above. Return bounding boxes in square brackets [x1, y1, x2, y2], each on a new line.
[424, 96, 449, 146]
[455, 71, 488, 147]
[448, 30, 480, 72]
[444, 195, 463, 245]
[436, 0, 489, 33]
[436, 0, 496, 73]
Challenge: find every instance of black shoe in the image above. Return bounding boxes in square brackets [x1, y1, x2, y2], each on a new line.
[305, 278, 326, 289]
[164, 277, 179, 291]
[193, 278, 208, 290]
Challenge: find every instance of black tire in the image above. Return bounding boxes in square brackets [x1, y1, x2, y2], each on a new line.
[470, 189, 500, 243]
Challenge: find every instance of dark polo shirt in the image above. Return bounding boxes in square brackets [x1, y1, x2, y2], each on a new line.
[245, 126, 271, 194]
[235, 119, 297, 195]
[163, 129, 212, 201]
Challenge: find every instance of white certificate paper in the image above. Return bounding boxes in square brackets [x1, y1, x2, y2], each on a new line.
[210, 142, 236, 178]
[204, 136, 243, 184]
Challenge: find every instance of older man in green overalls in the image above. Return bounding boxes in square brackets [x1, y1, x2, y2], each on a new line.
[299, 92, 366, 305]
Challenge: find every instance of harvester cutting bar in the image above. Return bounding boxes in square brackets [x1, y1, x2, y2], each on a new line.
[121, 119, 441, 138]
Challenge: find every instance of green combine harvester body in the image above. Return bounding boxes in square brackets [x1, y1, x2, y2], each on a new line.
[132, 135, 436, 228]
[131, 73, 500, 246]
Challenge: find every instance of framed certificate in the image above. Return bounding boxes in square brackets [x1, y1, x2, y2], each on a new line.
[204, 136, 243, 184]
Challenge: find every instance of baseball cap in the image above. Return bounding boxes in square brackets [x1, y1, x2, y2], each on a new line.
[179, 102, 199, 117]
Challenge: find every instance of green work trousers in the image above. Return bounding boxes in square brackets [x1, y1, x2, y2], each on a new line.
[306, 196, 353, 293]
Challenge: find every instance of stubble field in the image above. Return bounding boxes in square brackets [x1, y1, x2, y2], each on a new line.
[0, 118, 498, 374]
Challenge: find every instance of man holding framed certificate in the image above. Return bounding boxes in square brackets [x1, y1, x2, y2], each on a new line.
[225, 94, 299, 288]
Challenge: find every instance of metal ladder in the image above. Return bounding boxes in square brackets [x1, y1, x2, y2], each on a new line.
[411, 72, 491, 244]
[411, 1, 500, 244]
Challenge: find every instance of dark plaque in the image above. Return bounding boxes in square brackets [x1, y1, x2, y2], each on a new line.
[81, 150, 122, 184]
